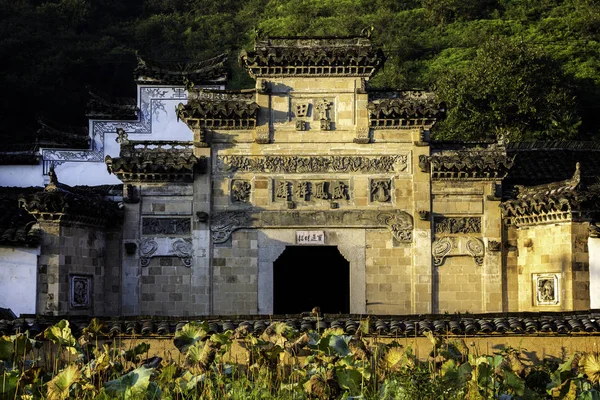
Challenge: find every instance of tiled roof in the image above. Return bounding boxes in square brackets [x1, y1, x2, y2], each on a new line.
[105, 135, 201, 182]
[86, 89, 138, 120]
[240, 36, 385, 78]
[176, 89, 259, 130]
[0, 188, 41, 247]
[18, 167, 122, 228]
[3, 312, 600, 337]
[0, 143, 40, 165]
[505, 141, 600, 186]
[36, 118, 90, 149]
[367, 91, 443, 129]
[135, 53, 228, 85]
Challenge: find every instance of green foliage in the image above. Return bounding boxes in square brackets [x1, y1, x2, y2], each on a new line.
[434, 37, 581, 142]
[3, 321, 600, 398]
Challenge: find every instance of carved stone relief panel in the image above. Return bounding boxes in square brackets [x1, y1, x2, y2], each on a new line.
[70, 275, 91, 309]
[139, 237, 193, 268]
[216, 154, 409, 174]
[434, 217, 481, 234]
[290, 98, 336, 131]
[432, 236, 485, 267]
[231, 180, 252, 203]
[255, 126, 271, 144]
[273, 179, 350, 203]
[211, 209, 413, 244]
[354, 127, 370, 144]
[142, 217, 191, 235]
[533, 273, 560, 306]
[315, 98, 333, 130]
[370, 179, 392, 203]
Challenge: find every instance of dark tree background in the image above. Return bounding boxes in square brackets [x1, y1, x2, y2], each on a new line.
[1, 0, 599, 144]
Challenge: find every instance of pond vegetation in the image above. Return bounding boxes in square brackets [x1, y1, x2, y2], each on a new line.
[1, 319, 600, 399]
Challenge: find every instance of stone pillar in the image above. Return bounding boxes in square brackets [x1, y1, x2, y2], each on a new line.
[411, 136, 432, 314]
[193, 146, 212, 315]
[37, 221, 61, 315]
[122, 193, 142, 315]
[482, 181, 503, 312]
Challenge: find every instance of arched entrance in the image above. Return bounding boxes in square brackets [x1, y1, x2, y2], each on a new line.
[273, 246, 350, 314]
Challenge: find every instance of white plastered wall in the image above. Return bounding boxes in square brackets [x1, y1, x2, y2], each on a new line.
[589, 237, 600, 309]
[0, 247, 39, 316]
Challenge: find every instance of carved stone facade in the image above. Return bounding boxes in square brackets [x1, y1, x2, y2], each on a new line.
[4, 36, 598, 318]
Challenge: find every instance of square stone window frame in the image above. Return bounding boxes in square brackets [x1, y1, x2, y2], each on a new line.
[70, 275, 92, 309]
[532, 273, 560, 306]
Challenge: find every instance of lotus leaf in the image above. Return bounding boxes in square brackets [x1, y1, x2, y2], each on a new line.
[47, 364, 81, 400]
[0, 370, 19, 398]
[103, 365, 153, 399]
[173, 321, 208, 353]
[44, 320, 78, 354]
[124, 342, 151, 361]
[0, 335, 14, 361]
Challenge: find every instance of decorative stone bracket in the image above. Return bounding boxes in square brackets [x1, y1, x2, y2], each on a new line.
[432, 236, 484, 267]
[210, 209, 413, 244]
[139, 237, 193, 267]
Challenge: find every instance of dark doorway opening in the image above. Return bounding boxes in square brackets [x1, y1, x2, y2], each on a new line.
[273, 246, 350, 314]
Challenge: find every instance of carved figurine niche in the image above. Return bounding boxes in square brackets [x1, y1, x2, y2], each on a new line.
[231, 180, 252, 203]
[370, 179, 392, 203]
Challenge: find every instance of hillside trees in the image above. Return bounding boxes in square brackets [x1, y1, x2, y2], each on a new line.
[434, 38, 581, 142]
[0, 0, 599, 143]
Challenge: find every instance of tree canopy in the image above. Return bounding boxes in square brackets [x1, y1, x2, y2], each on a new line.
[1, 0, 599, 143]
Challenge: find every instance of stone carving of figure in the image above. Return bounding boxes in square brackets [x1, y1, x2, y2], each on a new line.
[371, 180, 391, 202]
[74, 280, 88, 306]
[539, 279, 555, 302]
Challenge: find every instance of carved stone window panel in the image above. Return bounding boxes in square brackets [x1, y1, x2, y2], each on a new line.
[142, 217, 191, 236]
[231, 180, 252, 203]
[533, 273, 560, 306]
[139, 237, 193, 268]
[370, 179, 392, 203]
[70, 275, 92, 309]
[432, 236, 485, 267]
[434, 216, 481, 235]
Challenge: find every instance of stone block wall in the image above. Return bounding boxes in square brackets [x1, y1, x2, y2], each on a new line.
[515, 223, 585, 311]
[437, 257, 483, 312]
[365, 230, 412, 315]
[212, 230, 259, 315]
[431, 180, 503, 313]
[140, 256, 192, 316]
[37, 221, 108, 316]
